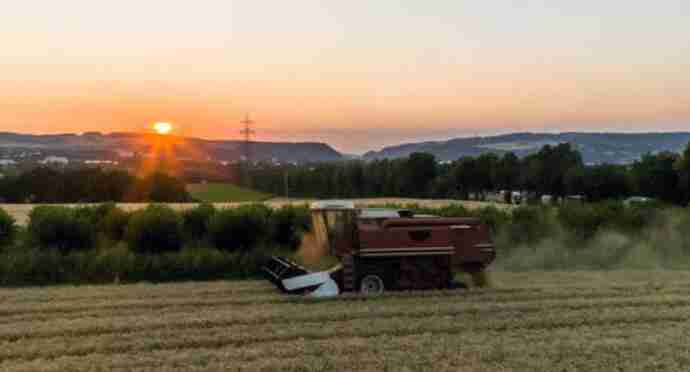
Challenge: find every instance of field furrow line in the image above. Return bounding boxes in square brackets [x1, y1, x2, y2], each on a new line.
[5, 318, 689, 372]
[2, 292, 689, 343]
[0, 285, 276, 305]
[6, 277, 690, 306]
[1, 287, 688, 331]
[0, 287, 279, 306]
[3, 283, 690, 319]
[2, 303, 690, 362]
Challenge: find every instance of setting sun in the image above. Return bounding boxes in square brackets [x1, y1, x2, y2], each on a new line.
[153, 122, 173, 135]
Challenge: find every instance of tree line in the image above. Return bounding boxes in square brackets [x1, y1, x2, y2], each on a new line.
[0, 167, 190, 203]
[250, 142, 690, 206]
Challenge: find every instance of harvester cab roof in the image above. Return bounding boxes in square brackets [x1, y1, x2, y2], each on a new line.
[262, 200, 496, 297]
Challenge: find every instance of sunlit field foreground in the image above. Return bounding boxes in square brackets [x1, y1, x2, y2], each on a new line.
[0, 198, 508, 226]
[2, 271, 690, 371]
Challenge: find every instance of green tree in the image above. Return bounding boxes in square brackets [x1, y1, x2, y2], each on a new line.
[564, 166, 586, 196]
[676, 142, 690, 204]
[495, 152, 521, 191]
[402, 152, 437, 197]
[135, 172, 190, 202]
[582, 164, 631, 201]
[632, 152, 680, 203]
[474, 153, 499, 199]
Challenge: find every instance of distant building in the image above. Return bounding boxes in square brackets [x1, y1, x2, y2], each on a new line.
[84, 160, 119, 166]
[39, 156, 69, 165]
[116, 150, 135, 158]
[623, 196, 654, 206]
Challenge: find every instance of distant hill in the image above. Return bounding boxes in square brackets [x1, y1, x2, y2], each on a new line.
[363, 132, 690, 164]
[0, 132, 342, 163]
[2, 131, 690, 165]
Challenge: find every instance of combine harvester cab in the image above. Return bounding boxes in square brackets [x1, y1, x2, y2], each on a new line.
[262, 200, 495, 297]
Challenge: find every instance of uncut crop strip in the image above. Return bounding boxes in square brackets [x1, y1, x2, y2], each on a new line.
[4, 281, 690, 325]
[3, 271, 688, 303]
[118, 322, 690, 372]
[6, 320, 690, 372]
[0, 281, 271, 304]
[8, 287, 690, 324]
[3, 281, 690, 325]
[6, 288, 689, 327]
[4, 272, 690, 372]
[3, 297, 690, 362]
[0, 286, 278, 308]
[3, 305, 690, 371]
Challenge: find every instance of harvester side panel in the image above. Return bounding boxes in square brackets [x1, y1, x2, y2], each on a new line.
[358, 223, 455, 251]
[450, 223, 495, 271]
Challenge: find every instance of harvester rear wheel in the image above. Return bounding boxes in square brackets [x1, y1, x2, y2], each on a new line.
[359, 275, 385, 295]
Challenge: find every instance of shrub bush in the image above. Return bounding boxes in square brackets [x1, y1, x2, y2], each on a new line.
[557, 201, 662, 242]
[475, 206, 510, 235]
[27, 206, 95, 252]
[435, 204, 472, 218]
[673, 210, 690, 254]
[74, 203, 118, 227]
[0, 243, 269, 285]
[125, 205, 183, 253]
[271, 206, 306, 250]
[505, 206, 555, 245]
[0, 208, 16, 247]
[101, 206, 131, 241]
[615, 202, 662, 232]
[290, 205, 312, 232]
[557, 203, 603, 242]
[208, 204, 271, 251]
[182, 203, 216, 241]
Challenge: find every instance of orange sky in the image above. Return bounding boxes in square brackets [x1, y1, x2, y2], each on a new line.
[1, 1, 689, 153]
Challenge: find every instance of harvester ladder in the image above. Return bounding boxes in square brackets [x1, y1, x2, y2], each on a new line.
[342, 255, 355, 292]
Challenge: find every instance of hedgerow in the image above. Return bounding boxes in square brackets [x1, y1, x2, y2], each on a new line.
[27, 206, 95, 252]
[182, 203, 216, 241]
[270, 205, 309, 250]
[4, 200, 690, 285]
[101, 206, 131, 241]
[125, 205, 184, 253]
[208, 205, 271, 252]
[0, 208, 15, 247]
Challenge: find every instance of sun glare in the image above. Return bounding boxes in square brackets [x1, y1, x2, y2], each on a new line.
[153, 122, 173, 135]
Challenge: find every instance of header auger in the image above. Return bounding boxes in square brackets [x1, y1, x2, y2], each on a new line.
[263, 201, 495, 297]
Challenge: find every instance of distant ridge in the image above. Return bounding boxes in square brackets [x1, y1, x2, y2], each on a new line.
[0, 132, 342, 163]
[2, 131, 689, 164]
[363, 132, 690, 164]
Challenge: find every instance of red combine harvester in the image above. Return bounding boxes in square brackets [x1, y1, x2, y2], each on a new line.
[263, 201, 496, 297]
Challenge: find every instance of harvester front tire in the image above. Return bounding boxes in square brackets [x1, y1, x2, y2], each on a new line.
[359, 275, 385, 295]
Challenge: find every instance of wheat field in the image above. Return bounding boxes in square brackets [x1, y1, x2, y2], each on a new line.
[1, 271, 689, 371]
